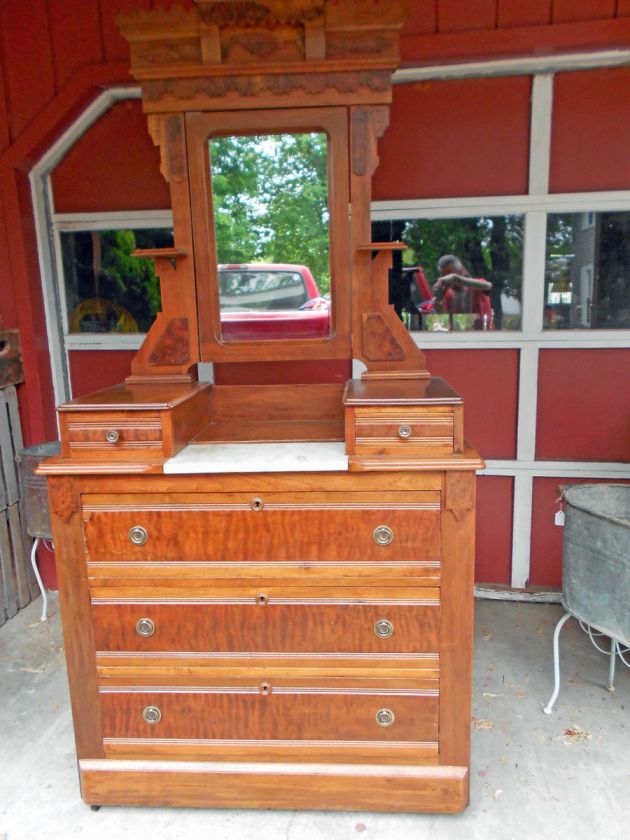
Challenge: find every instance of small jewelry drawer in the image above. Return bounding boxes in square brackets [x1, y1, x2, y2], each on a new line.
[60, 413, 163, 459]
[351, 407, 457, 456]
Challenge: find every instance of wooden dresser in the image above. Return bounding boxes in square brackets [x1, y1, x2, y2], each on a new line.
[42, 0, 483, 814]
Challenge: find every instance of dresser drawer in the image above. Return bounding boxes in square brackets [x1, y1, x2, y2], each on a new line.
[90, 588, 440, 655]
[61, 413, 163, 459]
[82, 491, 441, 562]
[99, 680, 439, 742]
[351, 407, 457, 456]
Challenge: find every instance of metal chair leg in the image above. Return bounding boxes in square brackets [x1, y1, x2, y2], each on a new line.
[607, 637, 617, 692]
[543, 611, 572, 714]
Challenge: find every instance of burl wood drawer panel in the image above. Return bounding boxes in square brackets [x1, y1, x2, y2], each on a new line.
[90, 589, 440, 654]
[99, 683, 438, 742]
[60, 413, 163, 459]
[82, 492, 441, 562]
[350, 407, 458, 456]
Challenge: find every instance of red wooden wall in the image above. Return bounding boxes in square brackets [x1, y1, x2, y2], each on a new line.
[1, 1, 630, 590]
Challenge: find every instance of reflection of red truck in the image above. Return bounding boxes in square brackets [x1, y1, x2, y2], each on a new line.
[218, 263, 330, 341]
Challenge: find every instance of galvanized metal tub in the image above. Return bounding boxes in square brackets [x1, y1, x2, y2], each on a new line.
[16, 441, 60, 540]
[563, 484, 630, 648]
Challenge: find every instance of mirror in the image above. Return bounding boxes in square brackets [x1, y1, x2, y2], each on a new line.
[208, 132, 331, 342]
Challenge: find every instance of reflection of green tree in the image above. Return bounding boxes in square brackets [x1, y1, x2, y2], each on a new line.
[401, 216, 523, 326]
[99, 230, 161, 331]
[544, 214, 574, 298]
[210, 133, 330, 295]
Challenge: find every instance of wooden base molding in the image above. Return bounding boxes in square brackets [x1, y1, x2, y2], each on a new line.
[79, 760, 469, 813]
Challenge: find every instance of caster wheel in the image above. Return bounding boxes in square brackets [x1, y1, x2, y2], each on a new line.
[90, 805, 101, 812]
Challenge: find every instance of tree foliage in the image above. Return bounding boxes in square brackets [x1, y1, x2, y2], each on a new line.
[210, 132, 331, 293]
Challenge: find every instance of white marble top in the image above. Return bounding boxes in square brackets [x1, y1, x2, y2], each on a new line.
[164, 441, 349, 474]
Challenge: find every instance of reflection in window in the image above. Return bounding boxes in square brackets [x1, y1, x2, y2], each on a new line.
[60, 229, 172, 333]
[545, 212, 630, 329]
[373, 216, 523, 332]
[219, 268, 309, 311]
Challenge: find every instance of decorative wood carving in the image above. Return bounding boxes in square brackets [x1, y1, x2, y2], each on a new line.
[444, 471, 475, 522]
[149, 319, 191, 366]
[48, 477, 78, 523]
[361, 314, 404, 361]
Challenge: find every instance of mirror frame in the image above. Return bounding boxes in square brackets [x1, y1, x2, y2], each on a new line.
[187, 107, 351, 364]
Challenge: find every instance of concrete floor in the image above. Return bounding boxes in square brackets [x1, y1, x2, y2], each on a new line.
[1, 594, 628, 840]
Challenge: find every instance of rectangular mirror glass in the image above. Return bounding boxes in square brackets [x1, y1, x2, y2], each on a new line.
[209, 132, 331, 342]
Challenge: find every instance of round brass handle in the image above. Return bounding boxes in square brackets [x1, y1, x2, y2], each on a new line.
[373, 525, 394, 546]
[374, 619, 394, 639]
[136, 617, 155, 637]
[398, 424, 412, 439]
[129, 526, 148, 546]
[375, 708, 395, 727]
[259, 682, 272, 696]
[105, 429, 120, 443]
[251, 497, 264, 512]
[256, 594, 269, 606]
[142, 705, 161, 725]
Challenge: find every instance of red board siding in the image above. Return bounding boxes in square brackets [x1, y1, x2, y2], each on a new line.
[550, 68, 630, 193]
[373, 77, 531, 200]
[530, 476, 630, 588]
[619, 0, 630, 16]
[48, 0, 103, 89]
[497, 0, 551, 28]
[438, 0, 497, 32]
[476, 475, 513, 584]
[0, 55, 10, 153]
[405, 0, 438, 35]
[536, 349, 630, 463]
[69, 350, 136, 398]
[552, 0, 616, 23]
[51, 99, 170, 213]
[0, 0, 56, 140]
[36, 542, 57, 593]
[423, 349, 519, 460]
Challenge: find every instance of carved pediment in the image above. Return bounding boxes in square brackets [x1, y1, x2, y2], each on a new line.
[117, 0, 409, 95]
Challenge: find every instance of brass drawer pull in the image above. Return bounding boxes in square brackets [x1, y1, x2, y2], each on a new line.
[374, 619, 394, 639]
[129, 525, 148, 546]
[142, 705, 161, 725]
[398, 424, 412, 439]
[373, 525, 394, 546]
[375, 708, 395, 727]
[259, 682, 272, 696]
[256, 594, 269, 606]
[251, 497, 264, 512]
[105, 429, 120, 443]
[136, 617, 155, 637]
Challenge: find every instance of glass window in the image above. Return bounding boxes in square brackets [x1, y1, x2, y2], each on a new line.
[218, 268, 309, 311]
[60, 228, 172, 334]
[374, 216, 524, 332]
[544, 211, 630, 329]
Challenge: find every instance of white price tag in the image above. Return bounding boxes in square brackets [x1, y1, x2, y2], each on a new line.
[554, 510, 565, 527]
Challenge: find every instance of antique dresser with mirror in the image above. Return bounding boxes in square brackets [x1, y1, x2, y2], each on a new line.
[42, 0, 483, 814]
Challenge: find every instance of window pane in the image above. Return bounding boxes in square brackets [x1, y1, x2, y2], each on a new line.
[60, 229, 172, 334]
[544, 211, 630, 329]
[374, 216, 524, 332]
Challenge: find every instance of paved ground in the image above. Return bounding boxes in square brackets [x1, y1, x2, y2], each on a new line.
[1, 594, 628, 840]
